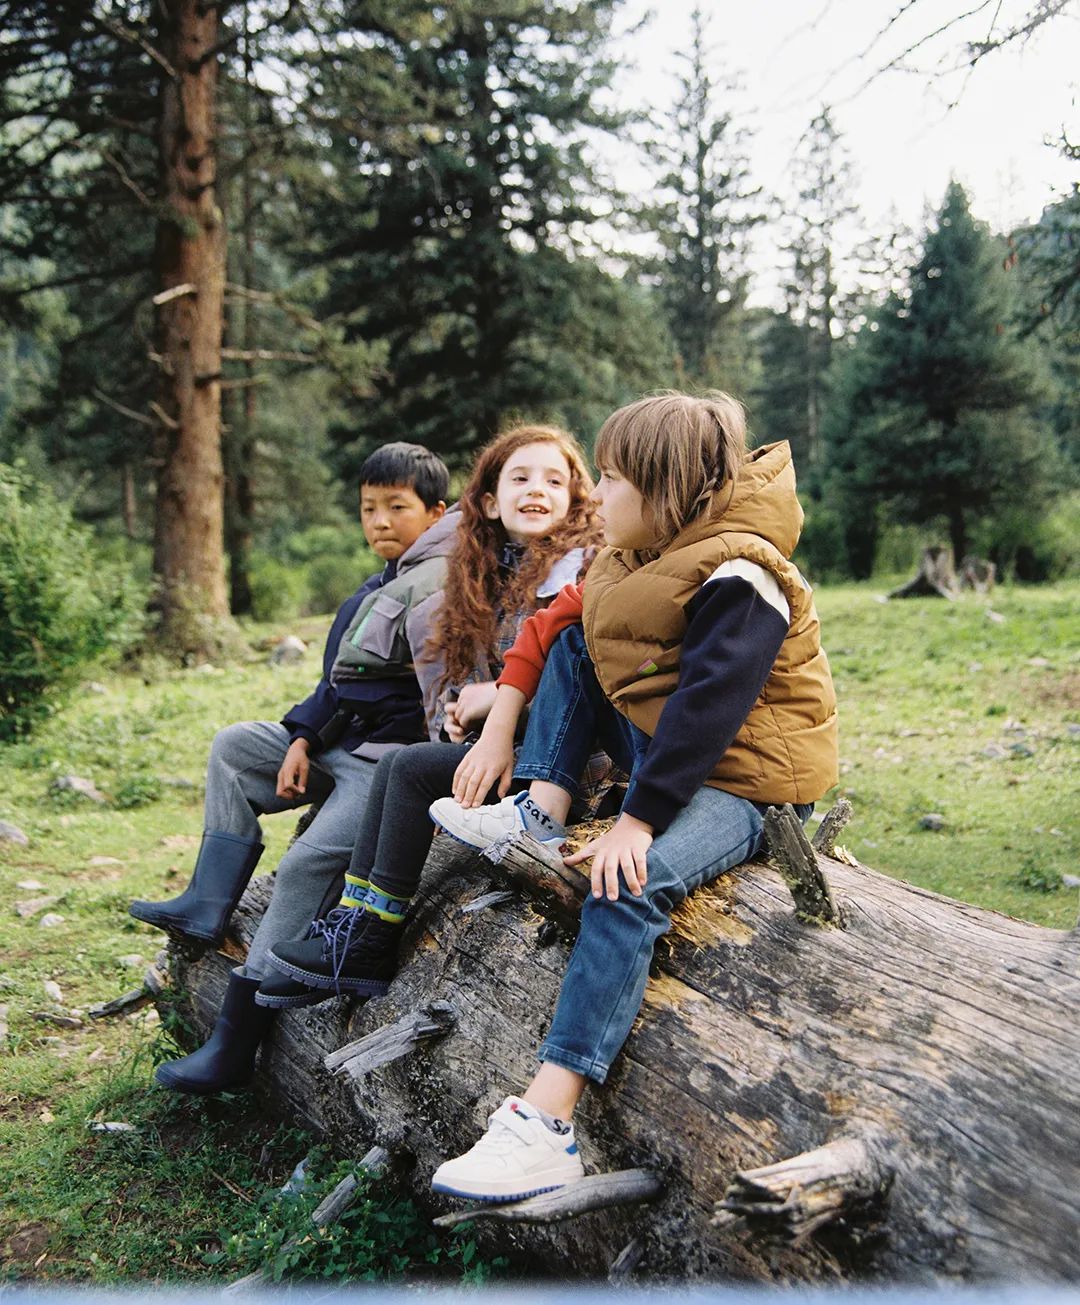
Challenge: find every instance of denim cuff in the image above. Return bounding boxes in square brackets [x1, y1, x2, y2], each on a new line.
[513, 762, 580, 799]
[538, 1040, 610, 1085]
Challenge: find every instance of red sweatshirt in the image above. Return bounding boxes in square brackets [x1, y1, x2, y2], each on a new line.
[496, 582, 584, 699]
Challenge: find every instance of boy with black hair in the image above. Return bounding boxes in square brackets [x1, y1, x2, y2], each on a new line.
[130, 441, 454, 1093]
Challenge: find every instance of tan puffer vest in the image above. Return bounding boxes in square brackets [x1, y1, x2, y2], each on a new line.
[581, 442, 838, 805]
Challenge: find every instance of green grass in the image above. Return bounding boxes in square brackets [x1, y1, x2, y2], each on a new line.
[815, 580, 1079, 928]
[0, 615, 492, 1284]
[0, 1037, 490, 1283]
[0, 585, 1077, 1280]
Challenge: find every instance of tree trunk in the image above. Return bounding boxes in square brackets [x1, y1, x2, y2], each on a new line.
[153, 0, 231, 655]
[121, 462, 137, 539]
[166, 810, 1080, 1284]
[225, 2, 256, 619]
[948, 505, 967, 571]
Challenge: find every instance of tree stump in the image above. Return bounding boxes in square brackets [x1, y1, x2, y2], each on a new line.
[959, 556, 996, 594]
[888, 546, 958, 600]
[165, 806, 1080, 1283]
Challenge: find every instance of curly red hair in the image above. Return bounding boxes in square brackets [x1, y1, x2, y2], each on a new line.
[431, 425, 601, 687]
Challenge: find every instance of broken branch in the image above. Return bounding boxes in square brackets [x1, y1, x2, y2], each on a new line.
[763, 804, 844, 926]
[325, 1002, 456, 1080]
[811, 798, 854, 858]
[716, 1132, 894, 1244]
[152, 282, 197, 306]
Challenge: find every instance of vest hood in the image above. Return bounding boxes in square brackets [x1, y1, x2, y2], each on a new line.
[663, 441, 802, 561]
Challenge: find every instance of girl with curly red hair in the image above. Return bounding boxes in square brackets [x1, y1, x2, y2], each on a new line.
[259, 424, 607, 1003]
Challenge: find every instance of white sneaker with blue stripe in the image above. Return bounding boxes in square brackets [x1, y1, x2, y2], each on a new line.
[431, 1096, 584, 1203]
[429, 791, 567, 851]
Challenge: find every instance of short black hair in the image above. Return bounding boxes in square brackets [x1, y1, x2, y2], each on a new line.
[358, 442, 450, 509]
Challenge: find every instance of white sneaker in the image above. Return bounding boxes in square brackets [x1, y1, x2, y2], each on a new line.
[429, 791, 566, 851]
[431, 1096, 585, 1203]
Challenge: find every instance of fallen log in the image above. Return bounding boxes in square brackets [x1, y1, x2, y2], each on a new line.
[165, 803, 1080, 1283]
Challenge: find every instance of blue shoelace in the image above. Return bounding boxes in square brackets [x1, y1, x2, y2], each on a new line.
[307, 906, 368, 994]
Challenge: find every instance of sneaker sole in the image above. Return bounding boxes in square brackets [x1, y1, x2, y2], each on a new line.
[265, 952, 391, 996]
[431, 1177, 574, 1203]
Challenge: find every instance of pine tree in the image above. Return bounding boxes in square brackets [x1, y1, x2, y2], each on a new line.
[777, 109, 859, 476]
[824, 181, 1048, 567]
[0, 3, 379, 635]
[1013, 158, 1080, 474]
[644, 6, 762, 391]
[299, 0, 635, 464]
[0, 1, 235, 653]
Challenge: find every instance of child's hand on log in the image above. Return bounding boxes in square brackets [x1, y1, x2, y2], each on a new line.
[277, 738, 310, 799]
[564, 813, 653, 900]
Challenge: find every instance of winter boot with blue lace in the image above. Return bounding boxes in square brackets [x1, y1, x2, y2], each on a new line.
[265, 874, 407, 997]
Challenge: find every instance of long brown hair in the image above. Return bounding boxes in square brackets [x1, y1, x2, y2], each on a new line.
[431, 425, 600, 686]
[594, 390, 748, 547]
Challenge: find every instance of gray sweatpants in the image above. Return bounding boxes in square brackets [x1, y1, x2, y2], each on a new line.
[203, 721, 377, 978]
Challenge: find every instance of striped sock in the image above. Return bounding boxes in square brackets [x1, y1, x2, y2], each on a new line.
[338, 873, 371, 910]
[363, 878, 409, 924]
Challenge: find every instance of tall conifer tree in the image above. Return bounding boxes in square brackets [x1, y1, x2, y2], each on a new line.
[300, 0, 638, 461]
[644, 6, 762, 391]
[825, 181, 1047, 566]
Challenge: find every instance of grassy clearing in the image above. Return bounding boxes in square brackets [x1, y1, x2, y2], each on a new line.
[0, 1035, 490, 1283]
[816, 580, 1078, 928]
[0, 584, 1077, 1281]
[0, 617, 491, 1284]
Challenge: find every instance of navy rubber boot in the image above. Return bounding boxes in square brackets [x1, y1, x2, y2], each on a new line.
[155, 971, 275, 1094]
[130, 832, 263, 948]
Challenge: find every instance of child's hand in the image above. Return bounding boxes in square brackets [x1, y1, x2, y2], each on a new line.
[276, 738, 311, 799]
[564, 813, 653, 900]
[443, 698, 467, 743]
[454, 681, 499, 728]
[452, 733, 515, 808]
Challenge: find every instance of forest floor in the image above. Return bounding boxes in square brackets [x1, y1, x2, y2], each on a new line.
[1, 578, 1076, 1283]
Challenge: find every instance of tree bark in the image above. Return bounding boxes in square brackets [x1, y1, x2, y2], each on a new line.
[153, 0, 231, 654]
[166, 819, 1080, 1284]
[224, 2, 256, 618]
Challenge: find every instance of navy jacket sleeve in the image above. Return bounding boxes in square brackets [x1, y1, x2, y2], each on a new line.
[281, 569, 386, 750]
[622, 571, 789, 833]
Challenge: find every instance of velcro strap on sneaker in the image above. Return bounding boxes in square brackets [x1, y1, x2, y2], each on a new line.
[490, 1100, 541, 1143]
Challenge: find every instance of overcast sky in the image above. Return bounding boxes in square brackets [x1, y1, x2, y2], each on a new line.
[599, 0, 1077, 299]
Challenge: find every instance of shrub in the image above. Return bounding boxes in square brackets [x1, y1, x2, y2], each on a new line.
[1012, 855, 1063, 894]
[304, 552, 379, 616]
[206, 1157, 497, 1284]
[972, 492, 1080, 582]
[250, 525, 381, 621]
[792, 498, 848, 583]
[247, 554, 307, 623]
[0, 463, 146, 740]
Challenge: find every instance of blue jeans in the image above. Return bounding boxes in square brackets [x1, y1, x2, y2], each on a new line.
[512, 625, 810, 1084]
[514, 624, 650, 793]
